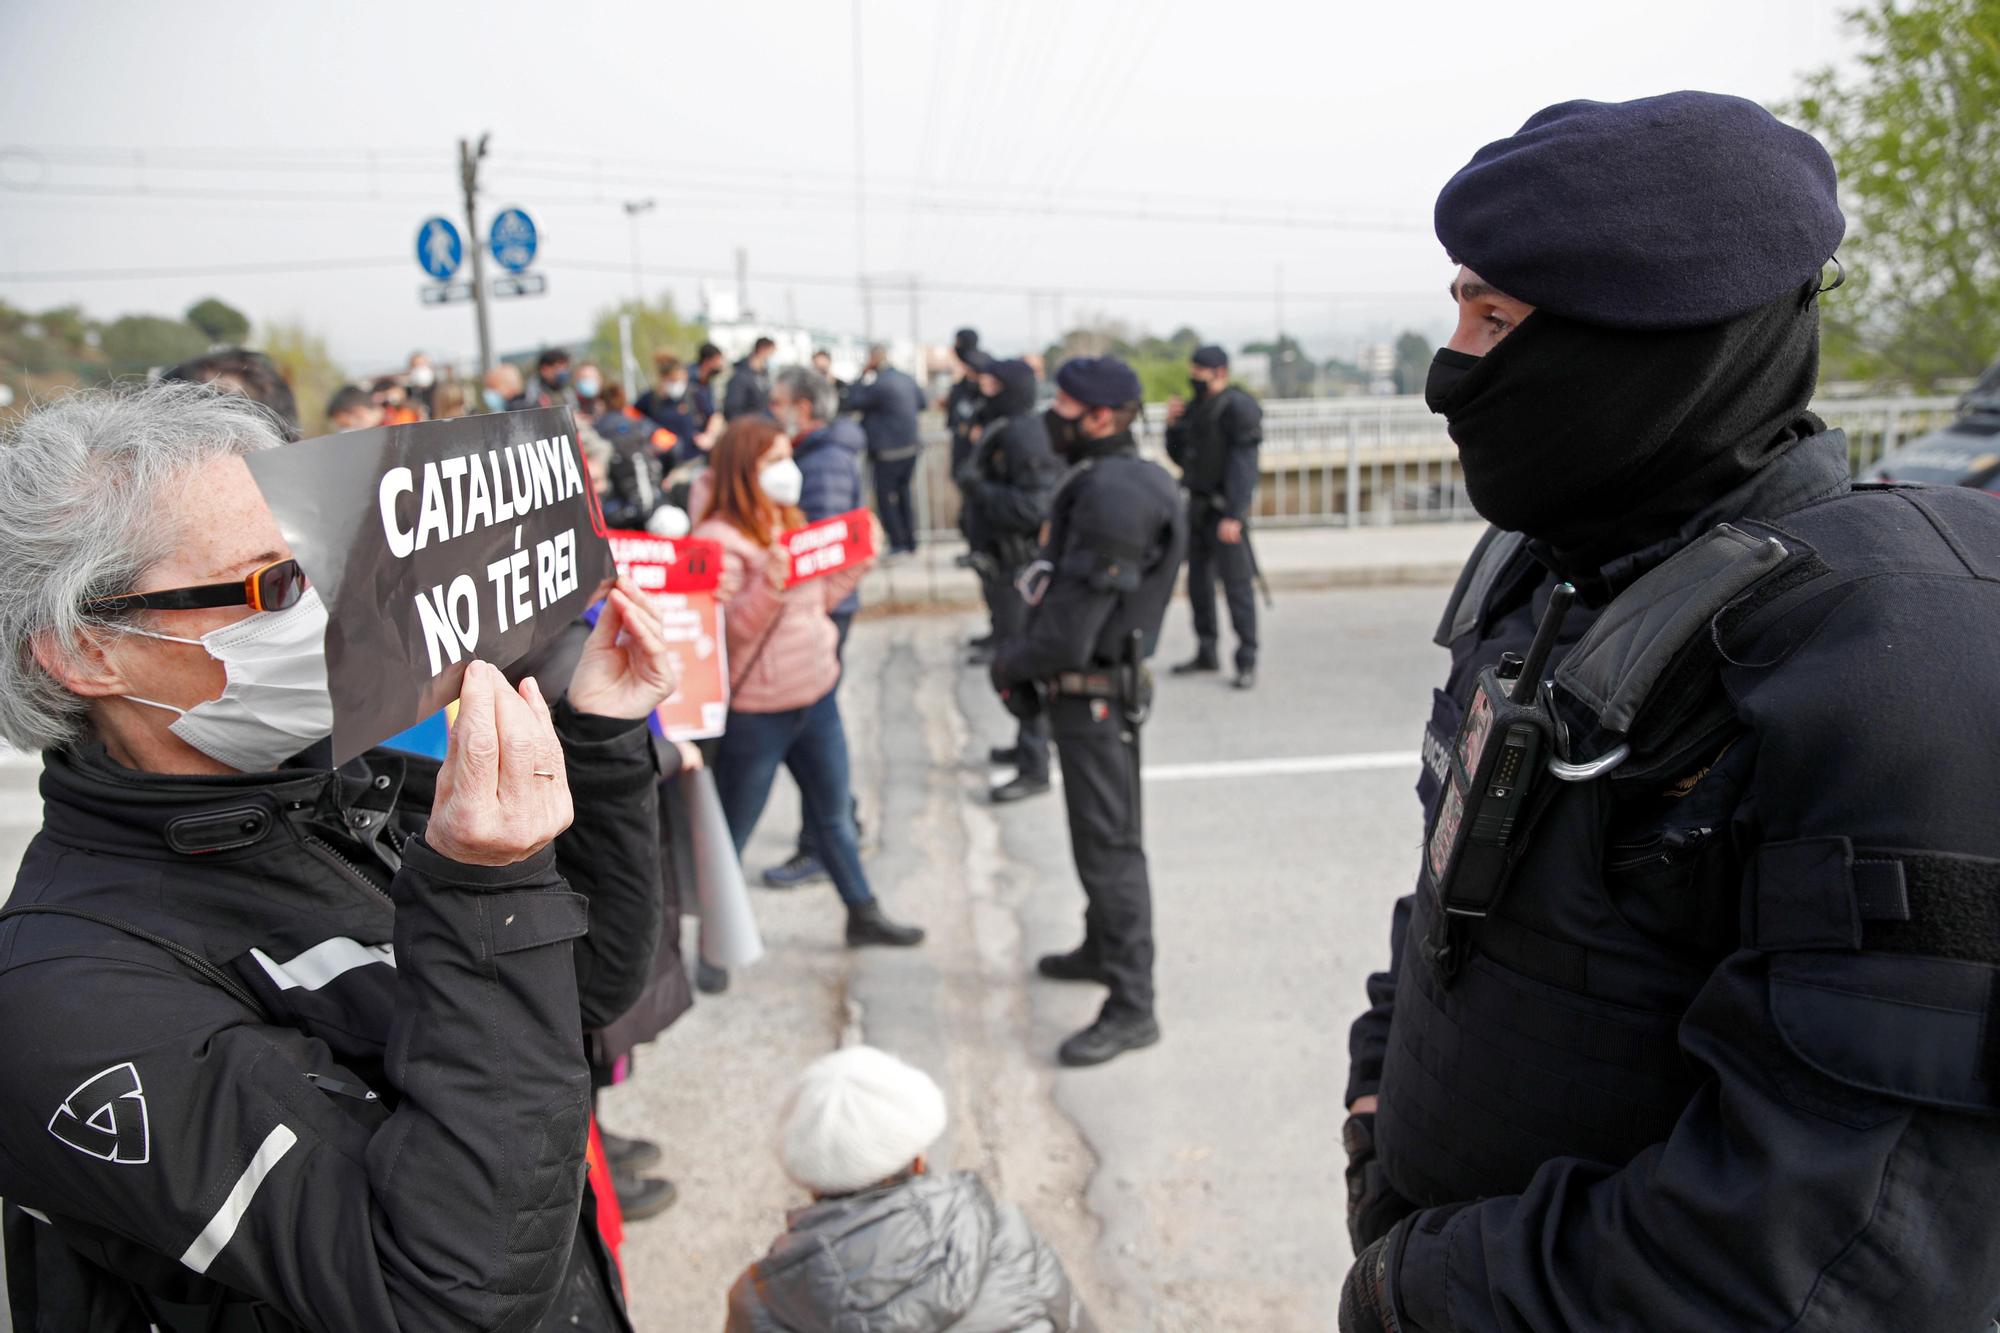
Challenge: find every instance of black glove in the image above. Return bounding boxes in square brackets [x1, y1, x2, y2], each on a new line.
[1338, 1226, 1404, 1333]
[1344, 1113, 1418, 1253]
[995, 673, 1044, 721]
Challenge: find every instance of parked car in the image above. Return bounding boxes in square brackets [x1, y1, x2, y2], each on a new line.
[1866, 360, 2000, 492]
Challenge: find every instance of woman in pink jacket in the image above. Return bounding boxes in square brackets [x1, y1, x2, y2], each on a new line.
[696, 419, 925, 959]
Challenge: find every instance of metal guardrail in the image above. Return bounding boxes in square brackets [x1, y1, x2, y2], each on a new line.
[899, 393, 1964, 539]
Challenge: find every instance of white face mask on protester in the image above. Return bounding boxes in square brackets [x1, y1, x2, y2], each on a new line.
[408, 365, 436, 389]
[760, 458, 805, 507]
[120, 587, 335, 772]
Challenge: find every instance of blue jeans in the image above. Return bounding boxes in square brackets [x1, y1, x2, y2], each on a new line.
[713, 688, 874, 907]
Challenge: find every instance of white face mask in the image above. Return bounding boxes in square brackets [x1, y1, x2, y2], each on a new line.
[407, 365, 436, 389]
[121, 587, 335, 772]
[760, 458, 805, 507]
[662, 379, 688, 399]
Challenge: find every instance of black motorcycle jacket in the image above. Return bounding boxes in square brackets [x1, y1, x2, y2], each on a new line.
[0, 702, 660, 1333]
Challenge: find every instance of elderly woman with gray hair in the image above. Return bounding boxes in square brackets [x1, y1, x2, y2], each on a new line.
[0, 383, 677, 1333]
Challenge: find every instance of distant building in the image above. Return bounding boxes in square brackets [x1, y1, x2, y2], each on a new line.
[1231, 350, 1274, 394]
[1359, 342, 1398, 396]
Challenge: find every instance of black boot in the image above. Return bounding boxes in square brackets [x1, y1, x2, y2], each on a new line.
[1036, 947, 1107, 983]
[1170, 652, 1220, 676]
[988, 744, 1021, 765]
[990, 772, 1051, 803]
[845, 901, 925, 948]
[600, 1130, 662, 1174]
[614, 1172, 680, 1221]
[1058, 1008, 1161, 1067]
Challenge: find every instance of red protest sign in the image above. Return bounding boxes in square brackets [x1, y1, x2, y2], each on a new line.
[784, 509, 874, 584]
[607, 531, 730, 740]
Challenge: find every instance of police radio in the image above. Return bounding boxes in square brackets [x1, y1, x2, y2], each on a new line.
[1426, 583, 1575, 918]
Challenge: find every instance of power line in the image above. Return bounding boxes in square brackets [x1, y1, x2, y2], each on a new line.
[0, 256, 407, 282]
[542, 256, 1434, 305]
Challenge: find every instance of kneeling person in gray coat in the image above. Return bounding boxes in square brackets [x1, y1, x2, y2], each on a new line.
[727, 1046, 1093, 1333]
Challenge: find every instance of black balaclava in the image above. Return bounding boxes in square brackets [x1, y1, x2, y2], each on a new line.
[1424, 284, 1822, 570]
[981, 359, 1038, 424]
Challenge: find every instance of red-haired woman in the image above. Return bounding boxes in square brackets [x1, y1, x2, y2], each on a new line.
[695, 420, 924, 971]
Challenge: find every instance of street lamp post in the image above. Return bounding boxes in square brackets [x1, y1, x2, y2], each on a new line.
[621, 199, 656, 397]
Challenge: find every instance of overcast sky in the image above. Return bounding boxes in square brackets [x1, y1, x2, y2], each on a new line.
[0, 0, 1857, 373]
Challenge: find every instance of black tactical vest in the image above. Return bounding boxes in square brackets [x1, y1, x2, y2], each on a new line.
[1375, 450, 1848, 1206]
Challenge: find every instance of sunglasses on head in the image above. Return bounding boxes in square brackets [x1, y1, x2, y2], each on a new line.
[84, 558, 310, 616]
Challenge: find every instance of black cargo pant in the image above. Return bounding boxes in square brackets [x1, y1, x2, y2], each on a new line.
[1049, 691, 1153, 1017]
[988, 563, 1050, 781]
[1186, 499, 1258, 671]
[872, 453, 919, 552]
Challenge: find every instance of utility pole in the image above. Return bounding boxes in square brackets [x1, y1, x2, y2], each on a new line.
[735, 247, 750, 318]
[906, 273, 920, 377]
[1274, 262, 1288, 395]
[622, 199, 655, 307]
[459, 134, 494, 379]
[852, 0, 872, 338]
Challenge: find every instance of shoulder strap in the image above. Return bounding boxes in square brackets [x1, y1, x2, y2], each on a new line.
[1434, 528, 1526, 648]
[1554, 523, 1789, 735]
[0, 904, 272, 1020]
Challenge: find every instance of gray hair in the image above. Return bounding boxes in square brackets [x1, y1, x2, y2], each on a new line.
[773, 366, 837, 424]
[0, 382, 286, 751]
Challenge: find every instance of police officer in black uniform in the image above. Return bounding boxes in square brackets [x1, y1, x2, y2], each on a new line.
[963, 357, 1064, 804]
[1338, 92, 2000, 1332]
[990, 355, 1186, 1067]
[1165, 345, 1264, 689]
[945, 330, 1002, 661]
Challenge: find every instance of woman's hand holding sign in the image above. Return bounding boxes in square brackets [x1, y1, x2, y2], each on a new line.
[428, 661, 574, 866]
[568, 576, 679, 720]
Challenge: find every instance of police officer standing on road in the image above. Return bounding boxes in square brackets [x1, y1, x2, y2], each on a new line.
[963, 358, 1063, 804]
[1338, 92, 2000, 1332]
[990, 356, 1186, 1067]
[1165, 345, 1263, 690]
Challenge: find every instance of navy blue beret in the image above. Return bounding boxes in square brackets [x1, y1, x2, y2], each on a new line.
[1055, 355, 1143, 408]
[1435, 91, 1844, 330]
[1191, 345, 1229, 369]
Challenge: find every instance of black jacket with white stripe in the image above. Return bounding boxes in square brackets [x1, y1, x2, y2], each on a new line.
[0, 702, 659, 1332]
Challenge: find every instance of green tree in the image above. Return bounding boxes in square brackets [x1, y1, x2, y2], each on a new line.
[1781, 0, 2000, 386]
[185, 297, 251, 347]
[1393, 330, 1433, 395]
[587, 294, 706, 387]
[1044, 316, 1194, 400]
[256, 321, 345, 437]
[97, 315, 208, 376]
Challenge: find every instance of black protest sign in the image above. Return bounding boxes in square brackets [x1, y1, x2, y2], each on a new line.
[246, 408, 613, 762]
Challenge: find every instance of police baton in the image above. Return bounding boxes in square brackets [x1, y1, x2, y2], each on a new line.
[1238, 523, 1275, 609]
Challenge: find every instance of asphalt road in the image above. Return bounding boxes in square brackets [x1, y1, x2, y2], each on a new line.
[0, 583, 1450, 1332]
[945, 585, 1440, 1331]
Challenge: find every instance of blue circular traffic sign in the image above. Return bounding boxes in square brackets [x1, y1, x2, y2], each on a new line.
[415, 216, 463, 280]
[489, 207, 538, 273]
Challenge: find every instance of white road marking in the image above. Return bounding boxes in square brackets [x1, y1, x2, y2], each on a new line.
[1032, 751, 1422, 785]
[180, 1123, 297, 1274]
[1140, 751, 1420, 782]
